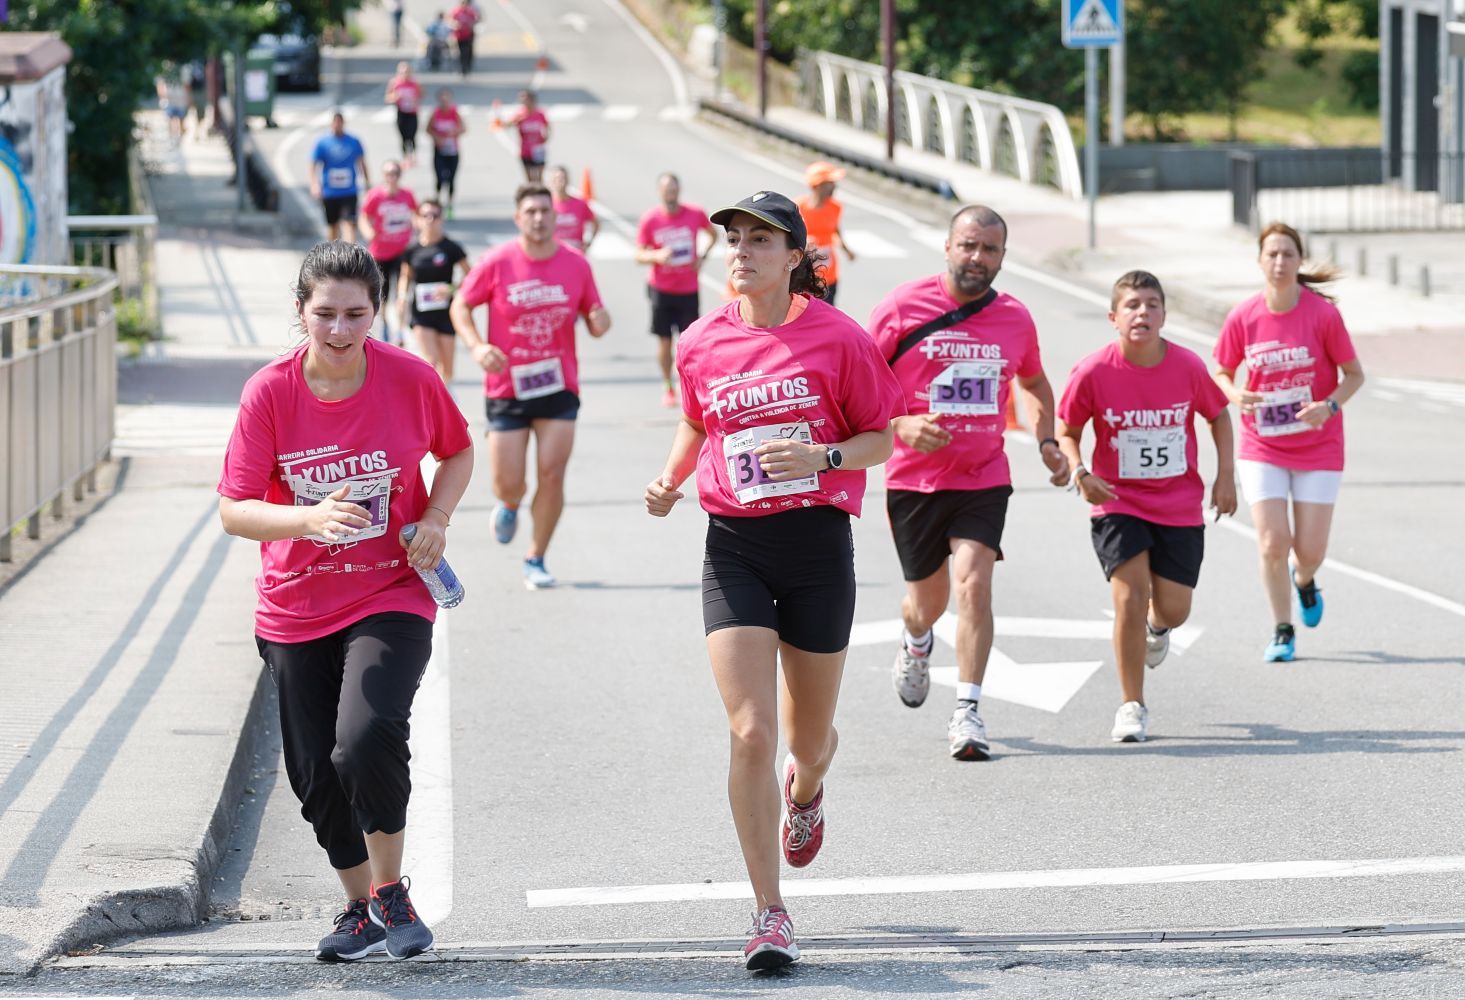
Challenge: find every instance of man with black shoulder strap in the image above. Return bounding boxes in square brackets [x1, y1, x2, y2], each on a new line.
[868, 204, 1069, 761]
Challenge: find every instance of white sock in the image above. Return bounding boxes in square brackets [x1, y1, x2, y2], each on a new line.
[957, 682, 981, 703]
[903, 628, 933, 655]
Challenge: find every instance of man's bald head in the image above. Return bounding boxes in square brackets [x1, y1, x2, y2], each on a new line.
[947, 204, 1008, 245]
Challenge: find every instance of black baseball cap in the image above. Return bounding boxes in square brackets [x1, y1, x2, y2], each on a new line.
[709, 191, 807, 248]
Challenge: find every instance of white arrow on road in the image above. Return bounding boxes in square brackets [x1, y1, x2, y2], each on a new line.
[847, 614, 1204, 714]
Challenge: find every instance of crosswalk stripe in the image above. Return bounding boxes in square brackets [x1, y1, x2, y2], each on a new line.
[114, 404, 238, 458]
[841, 229, 911, 259]
[585, 231, 637, 261]
[602, 105, 639, 122]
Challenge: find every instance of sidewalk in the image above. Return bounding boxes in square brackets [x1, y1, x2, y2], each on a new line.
[0, 119, 308, 976]
[749, 104, 1465, 383]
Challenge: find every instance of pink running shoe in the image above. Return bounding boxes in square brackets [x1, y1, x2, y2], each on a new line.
[780, 753, 824, 868]
[661, 386, 678, 408]
[743, 905, 799, 970]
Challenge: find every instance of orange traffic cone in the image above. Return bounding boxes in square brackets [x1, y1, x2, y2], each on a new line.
[490, 98, 502, 129]
[1005, 391, 1021, 430]
[580, 167, 594, 202]
[535, 53, 549, 72]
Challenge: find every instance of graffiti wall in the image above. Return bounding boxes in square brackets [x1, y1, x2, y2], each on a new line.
[0, 66, 68, 266]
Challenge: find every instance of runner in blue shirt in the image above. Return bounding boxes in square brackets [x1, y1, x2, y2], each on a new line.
[311, 112, 370, 242]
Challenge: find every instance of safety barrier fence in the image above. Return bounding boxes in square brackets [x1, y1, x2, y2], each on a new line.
[1231, 150, 1465, 233]
[1, 265, 118, 561]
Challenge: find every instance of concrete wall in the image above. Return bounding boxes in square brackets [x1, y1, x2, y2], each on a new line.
[1093, 144, 1385, 193]
[0, 66, 69, 265]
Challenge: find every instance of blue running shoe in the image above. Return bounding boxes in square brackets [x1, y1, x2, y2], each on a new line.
[1295, 576, 1324, 628]
[1264, 624, 1296, 662]
[369, 876, 434, 960]
[492, 503, 518, 544]
[315, 897, 385, 962]
[523, 556, 556, 590]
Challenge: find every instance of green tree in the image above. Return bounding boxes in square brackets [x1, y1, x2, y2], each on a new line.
[2, 0, 358, 214]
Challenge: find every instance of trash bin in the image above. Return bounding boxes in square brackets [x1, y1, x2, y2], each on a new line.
[241, 48, 277, 124]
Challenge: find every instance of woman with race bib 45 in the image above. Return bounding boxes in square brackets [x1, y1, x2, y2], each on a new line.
[644, 191, 903, 971]
[1212, 222, 1364, 662]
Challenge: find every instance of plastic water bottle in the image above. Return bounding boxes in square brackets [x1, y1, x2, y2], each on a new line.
[399, 524, 465, 609]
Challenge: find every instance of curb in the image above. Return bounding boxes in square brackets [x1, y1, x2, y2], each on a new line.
[35, 662, 273, 972]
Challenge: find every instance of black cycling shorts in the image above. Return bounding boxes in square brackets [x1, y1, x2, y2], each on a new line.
[886, 485, 1012, 582]
[648, 288, 700, 338]
[485, 390, 580, 432]
[702, 505, 856, 654]
[1091, 513, 1205, 588]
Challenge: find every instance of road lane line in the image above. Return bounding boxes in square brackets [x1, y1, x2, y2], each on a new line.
[1213, 518, 1465, 619]
[526, 854, 1465, 908]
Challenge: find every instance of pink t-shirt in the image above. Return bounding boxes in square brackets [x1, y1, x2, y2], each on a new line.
[428, 107, 462, 154]
[514, 109, 549, 161]
[1213, 288, 1357, 471]
[869, 277, 1043, 492]
[553, 195, 595, 249]
[678, 296, 906, 518]
[1058, 340, 1229, 527]
[361, 187, 417, 261]
[389, 78, 421, 114]
[449, 4, 478, 40]
[218, 340, 472, 643]
[637, 203, 712, 294]
[457, 241, 603, 400]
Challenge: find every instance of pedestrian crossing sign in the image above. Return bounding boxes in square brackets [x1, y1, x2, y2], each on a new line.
[1063, 0, 1123, 48]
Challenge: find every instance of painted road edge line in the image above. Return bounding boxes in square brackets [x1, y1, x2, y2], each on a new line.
[527, 854, 1465, 908]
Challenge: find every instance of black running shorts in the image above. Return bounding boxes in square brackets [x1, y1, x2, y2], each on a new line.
[484, 390, 580, 432]
[702, 506, 856, 654]
[886, 485, 1012, 582]
[648, 288, 700, 338]
[322, 194, 358, 226]
[1090, 513, 1205, 588]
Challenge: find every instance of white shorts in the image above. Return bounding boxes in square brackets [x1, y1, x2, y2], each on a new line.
[1237, 459, 1343, 505]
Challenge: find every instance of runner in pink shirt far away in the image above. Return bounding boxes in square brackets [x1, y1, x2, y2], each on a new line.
[359, 160, 417, 344]
[547, 165, 598, 252]
[510, 90, 550, 183]
[635, 172, 715, 408]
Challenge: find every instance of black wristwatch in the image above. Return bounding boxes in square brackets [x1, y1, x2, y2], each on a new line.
[823, 446, 844, 471]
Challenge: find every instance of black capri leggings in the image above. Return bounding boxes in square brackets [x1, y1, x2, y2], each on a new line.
[702, 505, 856, 654]
[396, 111, 418, 157]
[256, 611, 433, 870]
[434, 150, 460, 201]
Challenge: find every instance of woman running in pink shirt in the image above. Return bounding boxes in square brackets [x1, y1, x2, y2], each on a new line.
[1212, 222, 1365, 662]
[645, 191, 903, 971]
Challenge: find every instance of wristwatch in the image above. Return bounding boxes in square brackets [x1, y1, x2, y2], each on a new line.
[823, 446, 844, 471]
[1326, 398, 1340, 415]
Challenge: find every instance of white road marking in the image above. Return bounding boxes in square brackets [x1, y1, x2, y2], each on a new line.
[658, 105, 696, 121]
[1371, 388, 1403, 402]
[1375, 376, 1465, 408]
[370, 106, 396, 124]
[528, 855, 1465, 908]
[546, 103, 585, 121]
[602, 104, 640, 122]
[113, 404, 239, 458]
[585, 230, 637, 261]
[594, 0, 690, 108]
[560, 12, 590, 33]
[840, 228, 910, 259]
[1214, 518, 1465, 619]
[401, 458, 457, 924]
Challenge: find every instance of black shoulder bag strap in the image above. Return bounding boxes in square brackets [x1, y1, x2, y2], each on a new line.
[886, 288, 998, 367]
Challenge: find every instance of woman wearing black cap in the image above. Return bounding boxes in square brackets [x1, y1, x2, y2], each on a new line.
[644, 191, 904, 970]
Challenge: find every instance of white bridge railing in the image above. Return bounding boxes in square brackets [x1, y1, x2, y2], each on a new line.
[797, 50, 1084, 200]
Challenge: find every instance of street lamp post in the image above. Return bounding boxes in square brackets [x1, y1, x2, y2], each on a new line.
[882, 0, 895, 162]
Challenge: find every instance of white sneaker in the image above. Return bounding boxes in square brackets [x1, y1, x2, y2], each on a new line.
[947, 703, 990, 761]
[522, 556, 556, 590]
[1144, 623, 1170, 669]
[1111, 701, 1149, 743]
[892, 645, 930, 708]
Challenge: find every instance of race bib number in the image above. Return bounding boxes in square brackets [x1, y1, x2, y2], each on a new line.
[437, 136, 458, 155]
[326, 167, 353, 190]
[1116, 427, 1187, 480]
[381, 203, 412, 234]
[929, 362, 1000, 416]
[510, 357, 566, 400]
[294, 476, 391, 544]
[1255, 386, 1313, 438]
[527, 144, 547, 165]
[667, 234, 695, 267]
[415, 281, 452, 312]
[723, 422, 819, 506]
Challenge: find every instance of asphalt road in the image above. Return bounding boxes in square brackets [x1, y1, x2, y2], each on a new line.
[27, 0, 1465, 995]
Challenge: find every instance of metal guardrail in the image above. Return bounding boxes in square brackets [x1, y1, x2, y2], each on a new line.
[1, 265, 118, 561]
[1231, 150, 1465, 233]
[699, 99, 956, 199]
[67, 215, 159, 335]
[796, 49, 1084, 200]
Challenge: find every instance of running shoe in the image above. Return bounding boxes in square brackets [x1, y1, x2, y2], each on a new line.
[743, 905, 799, 971]
[1111, 701, 1149, 743]
[523, 556, 556, 590]
[1264, 624, 1297, 662]
[491, 503, 518, 544]
[1144, 623, 1171, 669]
[947, 702, 990, 761]
[661, 386, 678, 408]
[315, 897, 385, 962]
[780, 753, 824, 868]
[1295, 576, 1324, 628]
[368, 877, 433, 960]
[892, 645, 930, 708]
